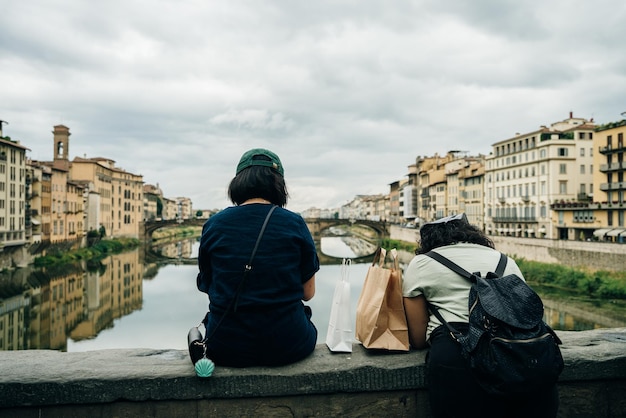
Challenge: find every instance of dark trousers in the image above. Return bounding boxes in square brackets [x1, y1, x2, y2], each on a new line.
[426, 324, 559, 418]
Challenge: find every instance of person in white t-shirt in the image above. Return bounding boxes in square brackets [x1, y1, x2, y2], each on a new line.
[402, 213, 558, 418]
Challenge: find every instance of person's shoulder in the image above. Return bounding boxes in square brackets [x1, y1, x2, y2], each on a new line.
[274, 207, 306, 222]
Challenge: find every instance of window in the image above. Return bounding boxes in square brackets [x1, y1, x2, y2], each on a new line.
[540, 149, 546, 158]
[580, 165, 585, 174]
[580, 148, 585, 157]
[558, 148, 568, 156]
[559, 181, 567, 194]
[559, 164, 567, 174]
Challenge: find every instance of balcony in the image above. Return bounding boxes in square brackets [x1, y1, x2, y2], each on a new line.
[599, 144, 626, 155]
[599, 162, 626, 172]
[599, 182, 626, 191]
[492, 216, 537, 223]
[586, 201, 626, 210]
[550, 201, 591, 210]
[520, 195, 530, 202]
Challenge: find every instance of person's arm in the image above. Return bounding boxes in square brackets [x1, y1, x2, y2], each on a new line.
[302, 275, 315, 301]
[403, 295, 429, 349]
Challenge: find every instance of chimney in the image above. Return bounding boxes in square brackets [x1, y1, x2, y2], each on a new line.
[570, 111, 573, 119]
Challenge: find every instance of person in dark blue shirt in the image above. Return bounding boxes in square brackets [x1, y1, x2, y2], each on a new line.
[196, 148, 319, 367]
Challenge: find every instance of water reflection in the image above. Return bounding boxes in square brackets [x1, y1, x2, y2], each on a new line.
[0, 238, 625, 352]
[0, 252, 143, 351]
[319, 226, 378, 259]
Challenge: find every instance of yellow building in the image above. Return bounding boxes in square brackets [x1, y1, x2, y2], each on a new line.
[416, 153, 455, 222]
[70, 156, 143, 238]
[594, 118, 626, 241]
[548, 116, 626, 242]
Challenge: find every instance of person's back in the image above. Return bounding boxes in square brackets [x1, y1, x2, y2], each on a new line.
[194, 148, 319, 369]
[198, 204, 318, 366]
[402, 214, 559, 418]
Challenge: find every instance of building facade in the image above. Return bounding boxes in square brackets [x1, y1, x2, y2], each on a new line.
[0, 134, 30, 248]
[485, 113, 595, 239]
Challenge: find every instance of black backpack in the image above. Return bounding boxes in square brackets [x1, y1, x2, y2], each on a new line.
[425, 250, 564, 396]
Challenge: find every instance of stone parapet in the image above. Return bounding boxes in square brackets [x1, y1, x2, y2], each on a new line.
[0, 328, 625, 417]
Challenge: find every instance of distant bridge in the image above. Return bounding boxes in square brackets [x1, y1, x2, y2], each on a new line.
[142, 217, 389, 263]
[303, 218, 389, 263]
[142, 218, 207, 241]
[303, 218, 389, 240]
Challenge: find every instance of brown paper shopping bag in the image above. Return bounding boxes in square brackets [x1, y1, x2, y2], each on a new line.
[355, 248, 409, 351]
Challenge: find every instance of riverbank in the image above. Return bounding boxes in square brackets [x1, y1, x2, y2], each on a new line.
[383, 237, 626, 301]
[33, 238, 141, 267]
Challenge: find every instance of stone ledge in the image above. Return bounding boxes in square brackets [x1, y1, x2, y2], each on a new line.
[0, 328, 625, 409]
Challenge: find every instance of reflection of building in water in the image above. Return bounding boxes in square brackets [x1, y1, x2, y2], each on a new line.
[544, 302, 626, 331]
[70, 250, 143, 342]
[158, 239, 195, 259]
[340, 236, 378, 258]
[0, 249, 145, 350]
[25, 264, 85, 350]
[0, 292, 29, 350]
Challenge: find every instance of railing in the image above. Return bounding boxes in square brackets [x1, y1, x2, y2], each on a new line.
[599, 162, 626, 172]
[599, 144, 626, 154]
[491, 216, 536, 222]
[600, 182, 626, 191]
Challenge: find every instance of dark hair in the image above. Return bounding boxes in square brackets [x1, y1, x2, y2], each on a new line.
[228, 156, 288, 207]
[416, 219, 494, 254]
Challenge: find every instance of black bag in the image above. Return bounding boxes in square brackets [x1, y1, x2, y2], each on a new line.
[425, 250, 564, 396]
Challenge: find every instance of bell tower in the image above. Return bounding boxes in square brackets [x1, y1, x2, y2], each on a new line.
[53, 125, 71, 170]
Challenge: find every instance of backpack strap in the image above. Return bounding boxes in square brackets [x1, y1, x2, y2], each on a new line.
[424, 251, 508, 282]
[424, 250, 509, 343]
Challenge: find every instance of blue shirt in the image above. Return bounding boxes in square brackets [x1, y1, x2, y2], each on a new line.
[197, 204, 319, 366]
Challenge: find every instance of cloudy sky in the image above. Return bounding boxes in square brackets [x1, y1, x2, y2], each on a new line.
[2, 1, 625, 213]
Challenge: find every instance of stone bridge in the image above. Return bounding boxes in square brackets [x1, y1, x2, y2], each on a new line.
[303, 218, 389, 263]
[303, 218, 389, 240]
[142, 218, 207, 241]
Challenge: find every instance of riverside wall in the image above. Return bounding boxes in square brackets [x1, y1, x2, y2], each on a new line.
[389, 225, 626, 271]
[0, 328, 625, 417]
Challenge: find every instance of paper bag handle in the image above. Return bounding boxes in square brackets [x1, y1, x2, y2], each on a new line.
[389, 248, 399, 270]
[371, 247, 387, 267]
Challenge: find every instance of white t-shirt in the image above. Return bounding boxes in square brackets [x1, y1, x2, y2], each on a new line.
[402, 243, 525, 342]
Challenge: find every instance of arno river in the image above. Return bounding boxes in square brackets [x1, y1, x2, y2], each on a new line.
[1, 236, 625, 352]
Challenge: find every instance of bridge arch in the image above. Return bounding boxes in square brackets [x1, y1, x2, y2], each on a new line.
[304, 218, 389, 263]
[142, 218, 207, 241]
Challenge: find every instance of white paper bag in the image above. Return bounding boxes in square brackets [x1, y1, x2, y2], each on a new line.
[325, 258, 353, 353]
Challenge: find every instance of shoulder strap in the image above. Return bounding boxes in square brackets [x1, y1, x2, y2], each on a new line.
[245, 205, 277, 270]
[204, 205, 277, 340]
[424, 250, 508, 343]
[234, 205, 277, 312]
[424, 251, 473, 281]
[494, 252, 508, 276]
[424, 251, 508, 282]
